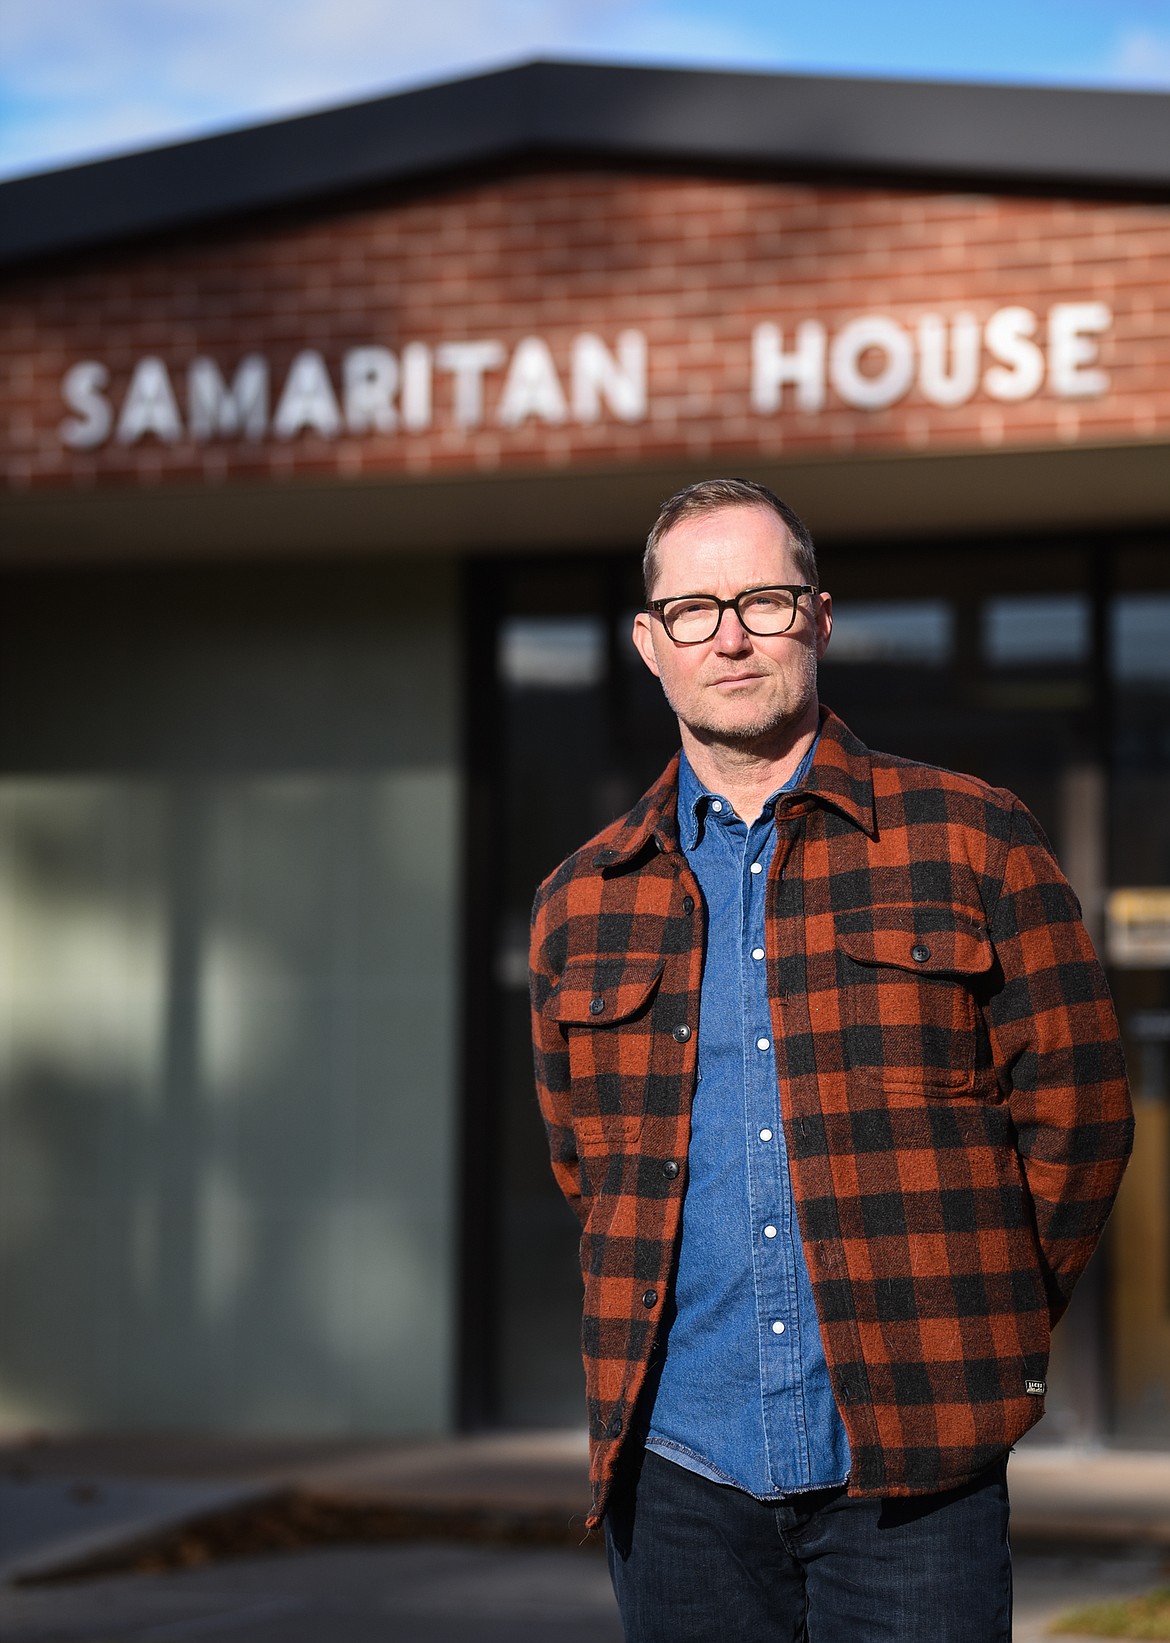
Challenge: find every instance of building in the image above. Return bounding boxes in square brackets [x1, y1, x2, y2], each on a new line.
[1, 61, 1168, 1448]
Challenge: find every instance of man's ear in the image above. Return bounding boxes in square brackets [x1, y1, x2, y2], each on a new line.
[815, 592, 832, 662]
[631, 611, 662, 678]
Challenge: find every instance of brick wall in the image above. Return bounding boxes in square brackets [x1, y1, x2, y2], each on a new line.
[3, 170, 1169, 493]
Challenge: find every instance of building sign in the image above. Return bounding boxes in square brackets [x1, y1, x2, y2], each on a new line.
[57, 302, 1111, 450]
[1106, 888, 1170, 968]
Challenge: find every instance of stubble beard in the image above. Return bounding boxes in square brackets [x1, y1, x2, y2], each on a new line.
[661, 645, 820, 751]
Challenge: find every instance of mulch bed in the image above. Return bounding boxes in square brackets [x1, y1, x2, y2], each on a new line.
[18, 1490, 600, 1585]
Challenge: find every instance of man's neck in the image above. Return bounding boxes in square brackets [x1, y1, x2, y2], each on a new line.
[680, 708, 820, 823]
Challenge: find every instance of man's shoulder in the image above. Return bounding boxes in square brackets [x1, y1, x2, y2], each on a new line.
[815, 707, 1022, 829]
[532, 755, 681, 914]
[870, 743, 1031, 854]
[868, 742, 1017, 808]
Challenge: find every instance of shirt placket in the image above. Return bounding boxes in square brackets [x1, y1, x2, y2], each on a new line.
[741, 810, 810, 1492]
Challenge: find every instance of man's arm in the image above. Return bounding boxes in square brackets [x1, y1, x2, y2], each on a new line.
[529, 879, 587, 1225]
[986, 797, 1133, 1323]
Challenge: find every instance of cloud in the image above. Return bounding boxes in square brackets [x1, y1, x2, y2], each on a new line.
[0, 0, 783, 179]
[1105, 25, 1170, 86]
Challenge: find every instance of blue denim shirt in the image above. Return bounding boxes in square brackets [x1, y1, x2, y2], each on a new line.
[645, 743, 851, 1497]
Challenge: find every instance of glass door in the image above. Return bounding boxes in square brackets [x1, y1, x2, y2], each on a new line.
[466, 528, 1167, 1449]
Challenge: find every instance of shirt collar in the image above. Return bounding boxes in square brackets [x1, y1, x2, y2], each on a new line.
[591, 708, 878, 873]
[677, 734, 820, 850]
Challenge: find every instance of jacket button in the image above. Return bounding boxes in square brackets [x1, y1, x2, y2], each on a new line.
[672, 1024, 691, 1042]
[911, 944, 930, 963]
[662, 1160, 679, 1180]
[608, 1413, 623, 1437]
[589, 996, 605, 1015]
[642, 1289, 658, 1308]
[682, 895, 695, 914]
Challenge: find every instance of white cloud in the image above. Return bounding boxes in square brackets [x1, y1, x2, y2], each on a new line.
[1105, 26, 1170, 86]
[0, 0, 784, 178]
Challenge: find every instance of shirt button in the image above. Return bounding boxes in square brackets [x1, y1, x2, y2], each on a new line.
[771, 1320, 786, 1334]
[710, 799, 723, 813]
[759, 1128, 773, 1142]
[589, 996, 605, 1015]
[673, 1024, 691, 1042]
[642, 1289, 658, 1308]
[751, 947, 765, 960]
[756, 1037, 770, 1051]
[750, 862, 763, 876]
[763, 1225, 777, 1239]
[911, 944, 931, 963]
[682, 895, 695, 914]
[662, 1159, 679, 1180]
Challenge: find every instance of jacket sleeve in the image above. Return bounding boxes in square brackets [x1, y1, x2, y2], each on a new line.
[529, 878, 587, 1226]
[986, 796, 1133, 1323]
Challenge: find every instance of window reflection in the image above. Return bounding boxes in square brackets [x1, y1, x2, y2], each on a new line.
[983, 594, 1089, 668]
[1114, 595, 1170, 685]
[823, 600, 952, 665]
[499, 617, 605, 689]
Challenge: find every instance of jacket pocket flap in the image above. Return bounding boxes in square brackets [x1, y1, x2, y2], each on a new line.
[552, 957, 665, 1024]
[836, 908, 991, 976]
[575, 1113, 644, 1152]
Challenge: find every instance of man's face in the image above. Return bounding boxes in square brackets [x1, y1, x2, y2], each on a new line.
[631, 505, 832, 748]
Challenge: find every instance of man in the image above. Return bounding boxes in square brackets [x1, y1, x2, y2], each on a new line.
[529, 478, 1132, 1642]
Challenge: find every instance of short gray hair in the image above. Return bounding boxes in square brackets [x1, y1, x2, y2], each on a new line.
[643, 478, 817, 601]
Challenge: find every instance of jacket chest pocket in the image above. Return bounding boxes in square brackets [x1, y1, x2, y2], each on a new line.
[551, 956, 665, 1121]
[835, 909, 992, 1096]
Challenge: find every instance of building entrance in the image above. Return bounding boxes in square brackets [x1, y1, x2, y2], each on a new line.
[472, 525, 1170, 1451]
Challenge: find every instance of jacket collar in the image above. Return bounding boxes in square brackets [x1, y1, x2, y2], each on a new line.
[590, 706, 877, 871]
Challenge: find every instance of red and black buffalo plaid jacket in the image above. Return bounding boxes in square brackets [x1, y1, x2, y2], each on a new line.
[530, 707, 1132, 1527]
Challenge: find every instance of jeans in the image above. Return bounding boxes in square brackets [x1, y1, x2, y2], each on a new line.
[605, 1448, 1011, 1643]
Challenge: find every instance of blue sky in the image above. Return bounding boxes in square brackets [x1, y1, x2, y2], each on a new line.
[2, 0, 1170, 181]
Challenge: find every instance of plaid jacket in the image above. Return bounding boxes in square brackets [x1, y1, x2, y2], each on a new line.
[530, 708, 1132, 1527]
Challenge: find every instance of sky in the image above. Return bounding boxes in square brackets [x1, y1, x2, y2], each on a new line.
[2, 0, 1170, 182]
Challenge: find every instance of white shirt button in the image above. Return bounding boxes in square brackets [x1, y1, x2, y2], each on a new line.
[759, 1128, 773, 1142]
[756, 1037, 770, 1051]
[763, 1225, 777, 1239]
[771, 1320, 786, 1334]
[710, 799, 723, 813]
[750, 862, 763, 875]
[751, 947, 765, 960]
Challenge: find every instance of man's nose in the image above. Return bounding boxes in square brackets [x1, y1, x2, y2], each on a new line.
[712, 605, 751, 651]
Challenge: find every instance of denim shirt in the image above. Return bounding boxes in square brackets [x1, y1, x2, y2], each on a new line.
[645, 743, 851, 1497]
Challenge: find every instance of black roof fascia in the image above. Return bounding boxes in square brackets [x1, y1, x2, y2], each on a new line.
[2, 59, 1169, 267]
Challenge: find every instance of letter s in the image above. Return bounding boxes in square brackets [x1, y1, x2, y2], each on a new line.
[59, 361, 113, 448]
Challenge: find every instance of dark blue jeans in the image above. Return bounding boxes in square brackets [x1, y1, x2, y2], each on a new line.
[605, 1448, 1011, 1643]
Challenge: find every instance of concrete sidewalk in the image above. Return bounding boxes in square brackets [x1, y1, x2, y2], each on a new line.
[3, 1430, 1170, 1581]
[1, 1432, 1167, 1642]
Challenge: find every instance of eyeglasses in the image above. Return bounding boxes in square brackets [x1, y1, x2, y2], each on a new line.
[645, 585, 819, 646]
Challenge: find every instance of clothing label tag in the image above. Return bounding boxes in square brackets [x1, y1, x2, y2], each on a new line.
[1025, 1379, 1047, 1397]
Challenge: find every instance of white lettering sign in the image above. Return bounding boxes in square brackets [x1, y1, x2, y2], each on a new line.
[917, 313, 980, 408]
[498, 337, 568, 426]
[59, 361, 113, 448]
[572, 330, 647, 422]
[58, 304, 1112, 450]
[343, 347, 398, 434]
[752, 321, 826, 414]
[189, 355, 268, 440]
[829, 315, 916, 410]
[272, 350, 343, 439]
[983, 307, 1046, 401]
[116, 357, 183, 444]
[1048, 301, 1112, 397]
[750, 304, 1110, 414]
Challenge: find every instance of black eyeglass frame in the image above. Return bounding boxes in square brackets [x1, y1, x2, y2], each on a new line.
[645, 584, 820, 645]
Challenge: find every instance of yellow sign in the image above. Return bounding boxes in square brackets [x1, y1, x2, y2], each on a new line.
[1106, 889, 1170, 968]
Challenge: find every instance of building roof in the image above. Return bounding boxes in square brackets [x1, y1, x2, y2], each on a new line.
[2, 58, 1169, 266]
